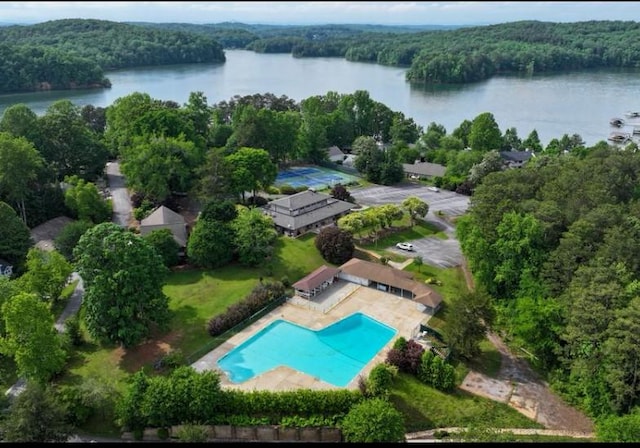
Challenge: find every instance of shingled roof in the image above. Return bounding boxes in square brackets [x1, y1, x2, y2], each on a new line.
[139, 206, 187, 247]
[292, 265, 340, 291]
[339, 258, 443, 309]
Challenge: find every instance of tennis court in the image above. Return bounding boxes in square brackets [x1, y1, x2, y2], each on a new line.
[275, 166, 360, 190]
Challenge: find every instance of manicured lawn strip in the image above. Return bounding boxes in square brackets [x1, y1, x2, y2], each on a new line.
[390, 373, 543, 433]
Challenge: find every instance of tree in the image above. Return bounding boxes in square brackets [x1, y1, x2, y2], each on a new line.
[340, 398, 406, 442]
[63, 175, 111, 223]
[0, 292, 67, 383]
[53, 220, 94, 262]
[468, 149, 504, 186]
[401, 196, 429, 227]
[143, 228, 180, 267]
[195, 147, 233, 201]
[18, 247, 73, 305]
[329, 183, 354, 202]
[225, 147, 277, 202]
[73, 223, 170, 348]
[37, 99, 109, 180]
[0, 103, 40, 143]
[596, 409, 640, 442]
[0, 201, 33, 271]
[468, 112, 503, 152]
[187, 218, 235, 269]
[522, 129, 543, 153]
[315, 226, 355, 265]
[1, 381, 72, 442]
[442, 288, 494, 360]
[0, 132, 45, 224]
[232, 207, 278, 267]
[121, 135, 201, 204]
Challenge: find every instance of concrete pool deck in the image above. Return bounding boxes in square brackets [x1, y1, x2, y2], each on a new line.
[191, 282, 431, 392]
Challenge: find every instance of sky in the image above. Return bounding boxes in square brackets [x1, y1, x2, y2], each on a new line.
[1, 1, 640, 27]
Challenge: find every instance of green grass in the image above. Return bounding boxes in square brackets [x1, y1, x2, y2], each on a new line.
[61, 233, 330, 389]
[390, 373, 544, 432]
[358, 220, 445, 255]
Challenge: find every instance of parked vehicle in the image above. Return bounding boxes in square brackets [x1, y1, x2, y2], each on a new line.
[428, 186, 440, 192]
[396, 242, 414, 251]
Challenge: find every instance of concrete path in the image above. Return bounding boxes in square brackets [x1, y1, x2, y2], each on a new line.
[106, 160, 133, 228]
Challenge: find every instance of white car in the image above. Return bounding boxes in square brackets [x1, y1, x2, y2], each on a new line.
[396, 242, 414, 251]
[428, 186, 440, 192]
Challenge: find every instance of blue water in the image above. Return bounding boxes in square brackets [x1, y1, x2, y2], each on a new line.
[217, 312, 397, 387]
[275, 166, 360, 190]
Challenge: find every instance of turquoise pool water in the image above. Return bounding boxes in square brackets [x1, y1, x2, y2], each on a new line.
[217, 312, 397, 387]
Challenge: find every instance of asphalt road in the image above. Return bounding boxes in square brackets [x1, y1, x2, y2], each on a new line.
[106, 160, 133, 228]
[350, 183, 470, 268]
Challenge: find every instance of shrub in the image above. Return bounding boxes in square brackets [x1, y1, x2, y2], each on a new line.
[64, 315, 84, 347]
[279, 184, 296, 195]
[340, 398, 405, 442]
[174, 424, 209, 442]
[314, 226, 355, 265]
[265, 186, 280, 195]
[365, 363, 398, 397]
[207, 281, 286, 337]
[247, 195, 268, 207]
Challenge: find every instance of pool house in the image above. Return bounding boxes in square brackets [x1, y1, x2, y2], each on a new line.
[292, 265, 340, 299]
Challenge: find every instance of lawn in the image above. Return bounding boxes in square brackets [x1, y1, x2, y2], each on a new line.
[62, 233, 329, 391]
[390, 373, 544, 432]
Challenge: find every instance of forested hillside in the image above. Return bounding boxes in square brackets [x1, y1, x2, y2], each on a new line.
[137, 20, 640, 84]
[0, 19, 226, 94]
[456, 147, 640, 420]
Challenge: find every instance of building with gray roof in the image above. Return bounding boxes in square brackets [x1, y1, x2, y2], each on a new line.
[262, 190, 353, 237]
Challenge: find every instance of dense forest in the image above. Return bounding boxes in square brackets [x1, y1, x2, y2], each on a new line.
[0, 19, 226, 93]
[3, 19, 640, 93]
[135, 19, 640, 83]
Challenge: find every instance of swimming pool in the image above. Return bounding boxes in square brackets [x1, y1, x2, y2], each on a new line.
[217, 312, 397, 387]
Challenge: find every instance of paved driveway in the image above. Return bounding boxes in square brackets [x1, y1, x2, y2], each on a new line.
[105, 160, 133, 227]
[350, 183, 471, 268]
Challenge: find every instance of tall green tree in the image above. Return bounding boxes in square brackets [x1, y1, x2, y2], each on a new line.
[63, 175, 111, 223]
[18, 247, 73, 305]
[442, 288, 495, 361]
[0, 103, 40, 143]
[37, 99, 109, 181]
[225, 147, 277, 202]
[1, 381, 72, 442]
[0, 292, 67, 383]
[232, 206, 277, 267]
[468, 112, 503, 152]
[0, 201, 33, 271]
[0, 132, 45, 224]
[73, 223, 170, 348]
[401, 196, 429, 227]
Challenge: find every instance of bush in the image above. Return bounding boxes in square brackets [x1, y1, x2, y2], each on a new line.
[314, 226, 354, 265]
[365, 363, 398, 397]
[265, 186, 280, 195]
[279, 184, 297, 195]
[207, 282, 286, 337]
[247, 195, 268, 207]
[340, 398, 405, 442]
[54, 220, 94, 262]
[64, 315, 84, 347]
[143, 228, 180, 267]
[174, 424, 209, 442]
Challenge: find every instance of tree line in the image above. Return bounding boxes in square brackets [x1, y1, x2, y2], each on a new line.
[0, 19, 226, 93]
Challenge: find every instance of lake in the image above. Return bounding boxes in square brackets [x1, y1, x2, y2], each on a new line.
[1, 49, 640, 147]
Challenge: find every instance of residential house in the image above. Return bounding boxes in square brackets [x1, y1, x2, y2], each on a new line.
[499, 150, 534, 168]
[325, 145, 346, 163]
[402, 161, 447, 179]
[139, 205, 188, 252]
[262, 190, 353, 237]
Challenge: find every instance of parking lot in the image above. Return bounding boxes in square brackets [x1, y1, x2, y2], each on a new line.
[350, 183, 471, 268]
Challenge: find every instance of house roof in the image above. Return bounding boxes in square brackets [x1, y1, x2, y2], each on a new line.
[292, 265, 340, 291]
[140, 206, 186, 226]
[499, 150, 533, 163]
[326, 146, 345, 158]
[263, 190, 353, 231]
[339, 258, 443, 309]
[402, 162, 446, 177]
[139, 206, 187, 247]
[268, 190, 329, 210]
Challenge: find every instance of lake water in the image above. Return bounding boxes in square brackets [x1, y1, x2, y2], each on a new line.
[1, 49, 640, 147]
